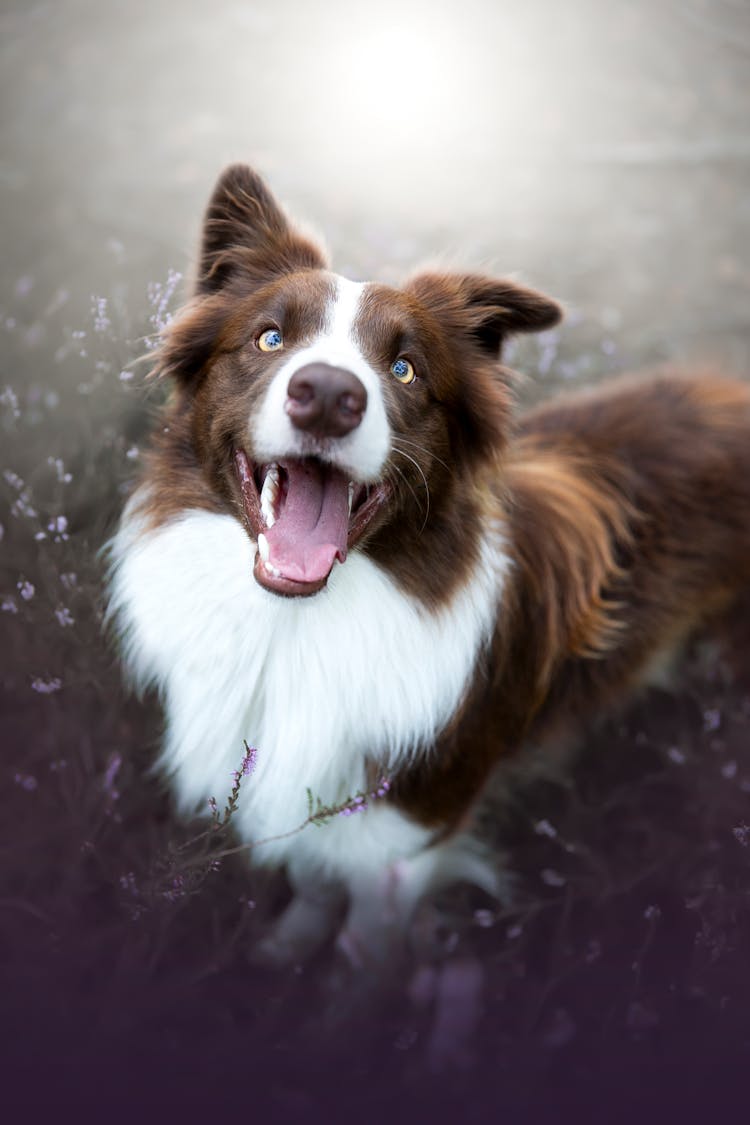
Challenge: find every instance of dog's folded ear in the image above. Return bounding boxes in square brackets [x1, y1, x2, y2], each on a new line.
[404, 271, 562, 357]
[196, 164, 328, 295]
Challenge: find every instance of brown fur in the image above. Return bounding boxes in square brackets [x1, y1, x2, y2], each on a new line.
[393, 372, 750, 828]
[131, 164, 750, 840]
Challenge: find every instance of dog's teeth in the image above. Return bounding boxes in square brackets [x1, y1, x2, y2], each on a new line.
[260, 464, 279, 527]
[348, 482, 354, 515]
[265, 561, 281, 578]
[257, 533, 270, 562]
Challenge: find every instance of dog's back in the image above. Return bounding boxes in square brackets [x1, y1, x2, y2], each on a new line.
[389, 371, 750, 833]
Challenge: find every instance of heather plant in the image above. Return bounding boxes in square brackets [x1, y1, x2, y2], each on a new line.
[131, 739, 394, 909]
[3, 245, 750, 1105]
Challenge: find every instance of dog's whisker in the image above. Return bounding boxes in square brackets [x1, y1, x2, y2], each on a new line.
[388, 460, 425, 524]
[391, 445, 431, 532]
[392, 436, 451, 473]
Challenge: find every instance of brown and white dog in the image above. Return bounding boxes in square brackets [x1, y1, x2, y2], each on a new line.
[108, 164, 750, 961]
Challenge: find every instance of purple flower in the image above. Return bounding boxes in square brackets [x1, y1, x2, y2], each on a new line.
[91, 295, 111, 334]
[31, 677, 62, 694]
[47, 457, 72, 484]
[14, 772, 37, 791]
[241, 744, 259, 776]
[48, 515, 69, 540]
[103, 753, 122, 803]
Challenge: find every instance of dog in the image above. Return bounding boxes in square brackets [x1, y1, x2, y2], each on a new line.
[108, 164, 750, 963]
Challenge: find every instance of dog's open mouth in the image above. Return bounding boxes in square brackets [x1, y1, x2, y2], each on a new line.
[235, 450, 390, 596]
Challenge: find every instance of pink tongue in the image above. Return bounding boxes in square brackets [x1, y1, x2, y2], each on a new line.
[264, 461, 350, 583]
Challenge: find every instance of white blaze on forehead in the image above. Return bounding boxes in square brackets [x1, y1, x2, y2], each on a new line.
[251, 274, 390, 481]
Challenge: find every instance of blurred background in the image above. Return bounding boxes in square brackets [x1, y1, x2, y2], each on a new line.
[4, 0, 750, 380]
[2, 0, 750, 1120]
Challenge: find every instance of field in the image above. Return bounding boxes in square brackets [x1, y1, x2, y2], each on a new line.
[2, 1, 750, 1119]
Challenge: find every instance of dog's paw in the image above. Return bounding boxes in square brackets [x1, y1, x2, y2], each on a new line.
[249, 893, 340, 967]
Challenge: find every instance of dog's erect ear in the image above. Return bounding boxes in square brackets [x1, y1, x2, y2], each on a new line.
[196, 164, 328, 295]
[405, 272, 562, 357]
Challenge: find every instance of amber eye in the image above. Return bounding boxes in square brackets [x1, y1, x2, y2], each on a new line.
[257, 328, 284, 352]
[390, 357, 415, 384]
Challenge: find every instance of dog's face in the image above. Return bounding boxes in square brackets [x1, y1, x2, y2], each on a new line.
[157, 165, 561, 598]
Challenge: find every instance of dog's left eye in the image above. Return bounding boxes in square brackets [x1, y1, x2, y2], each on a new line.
[257, 328, 284, 352]
[390, 358, 416, 385]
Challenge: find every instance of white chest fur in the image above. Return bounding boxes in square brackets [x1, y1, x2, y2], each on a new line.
[107, 501, 507, 879]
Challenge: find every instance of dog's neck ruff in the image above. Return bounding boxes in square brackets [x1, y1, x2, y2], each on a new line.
[107, 499, 509, 867]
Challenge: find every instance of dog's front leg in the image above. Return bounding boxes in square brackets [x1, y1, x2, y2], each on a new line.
[252, 870, 346, 966]
[337, 833, 507, 968]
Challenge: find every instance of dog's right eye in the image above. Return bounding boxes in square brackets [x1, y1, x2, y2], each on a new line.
[257, 328, 284, 352]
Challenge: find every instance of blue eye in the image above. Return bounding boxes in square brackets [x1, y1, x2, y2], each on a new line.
[258, 328, 283, 352]
[390, 357, 415, 384]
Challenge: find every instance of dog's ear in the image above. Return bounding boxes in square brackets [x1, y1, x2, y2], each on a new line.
[403, 272, 561, 464]
[405, 271, 562, 357]
[151, 294, 229, 383]
[196, 164, 328, 295]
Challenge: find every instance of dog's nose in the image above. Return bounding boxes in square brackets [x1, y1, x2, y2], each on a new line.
[286, 363, 367, 438]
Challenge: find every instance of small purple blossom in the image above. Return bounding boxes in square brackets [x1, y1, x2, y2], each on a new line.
[14, 773, 38, 791]
[18, 580, 35, 601]
[54, 606, 74, 627]
[733, 824, 750, 848]
[12, 493, 37, 519]
[103, 753, 122, 804]
[534, 818, 558, 838]
[162, 875, 186, 902]
[0, 386, 20, 420]
[4, 469, 24, 490]
[1, 596, 17, 614]
[49, 516, 72, 542]
[241, 744, 259, 776]
[703, 708, 721, 733]
[31, 676, 62, 694]
[91, 295, 111, 334]
[119, 872, 137, 894]
[47, 457, 72, 484]
[146, 268, 183, 347]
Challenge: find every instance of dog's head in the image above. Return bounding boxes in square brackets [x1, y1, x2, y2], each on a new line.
[156, 164, 561, 598]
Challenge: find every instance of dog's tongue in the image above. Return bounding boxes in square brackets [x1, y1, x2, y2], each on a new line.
[265, 460, 350, 583]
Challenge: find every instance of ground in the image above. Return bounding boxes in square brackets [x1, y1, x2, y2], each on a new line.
[1, 0, 750, 1120]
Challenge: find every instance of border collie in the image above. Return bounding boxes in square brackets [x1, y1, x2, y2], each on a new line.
[108, 164, 750, 962]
